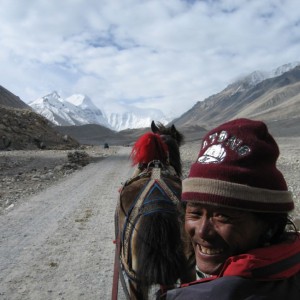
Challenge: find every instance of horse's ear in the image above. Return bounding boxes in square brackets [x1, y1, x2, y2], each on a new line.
[171, 124, 179, 137]
[171, 124, 184, 146]
[151, 120, 159, 133]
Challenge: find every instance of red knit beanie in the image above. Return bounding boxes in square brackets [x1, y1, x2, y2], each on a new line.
[182, 118, 294, 213]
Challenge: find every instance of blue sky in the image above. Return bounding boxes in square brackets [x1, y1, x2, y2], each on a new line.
[1, 0, 300, 118]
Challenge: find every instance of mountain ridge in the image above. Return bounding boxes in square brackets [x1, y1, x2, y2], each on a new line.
[0, 85, 31, 110]
[1, 62, 300, 149]
[173, 65, 300, 135]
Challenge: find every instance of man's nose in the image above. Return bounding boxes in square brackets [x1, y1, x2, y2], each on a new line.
[197, 217, 215, 239]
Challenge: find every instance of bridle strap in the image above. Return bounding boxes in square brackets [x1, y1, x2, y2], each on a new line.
[112, 204, 131, 300]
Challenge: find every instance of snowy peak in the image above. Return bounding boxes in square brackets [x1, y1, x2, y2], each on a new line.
[103, 103, 170, 131]
[65, 94, 108, 126]
[243, 71, 267, 86]
[45, 91, 61, 101]
[226, 62, 300, 94]
[29, 92, 171, 131]
[66, 94, 97, 110]
[29, 92, 110, 128]
[29, 92, 80, 126]
[271, 62, 300, 77]
[239, 62, 300, 87]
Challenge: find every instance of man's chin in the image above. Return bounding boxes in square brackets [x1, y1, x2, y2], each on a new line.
[196, 258, 225, 276]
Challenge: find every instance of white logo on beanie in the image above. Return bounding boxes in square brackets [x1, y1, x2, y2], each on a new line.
[198, 130, 251, 164]
[198, 144, 226, 164]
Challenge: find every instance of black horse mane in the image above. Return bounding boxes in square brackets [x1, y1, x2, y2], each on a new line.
[135, 210, 187, 285]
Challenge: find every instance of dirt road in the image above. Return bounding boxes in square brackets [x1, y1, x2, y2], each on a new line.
[0, 146, 132, 300]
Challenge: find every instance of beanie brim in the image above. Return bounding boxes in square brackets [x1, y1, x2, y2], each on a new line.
[182, 177, 294, 213]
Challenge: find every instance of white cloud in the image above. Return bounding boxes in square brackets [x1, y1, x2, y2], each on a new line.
[1, 0, 300, 118]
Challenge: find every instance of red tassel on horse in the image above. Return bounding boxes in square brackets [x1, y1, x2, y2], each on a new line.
[130, 132, 168, 166]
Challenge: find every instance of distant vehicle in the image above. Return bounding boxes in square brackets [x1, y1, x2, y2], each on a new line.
[104, 143, 109, 149]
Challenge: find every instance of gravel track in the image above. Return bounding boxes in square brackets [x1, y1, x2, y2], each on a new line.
[0, 146, 132, 300]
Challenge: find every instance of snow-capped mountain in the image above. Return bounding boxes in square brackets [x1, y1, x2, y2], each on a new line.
[29, 92, 111, 128]
[29, 63, 299, 131]
[222, 62, 300, 96]
[29, 92, 171, 131]
[174, 63, 300, 129]
[271, 62, 300, 77]
[65, 94, 110, 127]
[102, 103, 170, 131]
[234, 62, 300, 91]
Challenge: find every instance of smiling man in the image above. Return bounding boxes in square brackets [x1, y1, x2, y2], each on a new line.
[166, 118, 300, 300]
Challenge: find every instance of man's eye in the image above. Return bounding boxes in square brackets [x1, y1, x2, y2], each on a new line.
[214, 213, 230, 222]
[186, 209, 202, 217]
[190, 210, 202, 216]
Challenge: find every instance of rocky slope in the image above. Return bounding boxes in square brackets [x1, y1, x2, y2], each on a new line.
[0, 86, 80, 150]
[173, 66, 300, 136]
[0, 106, 79, 150]
[0, 85, 30, 109]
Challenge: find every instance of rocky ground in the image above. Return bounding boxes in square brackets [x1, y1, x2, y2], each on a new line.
[0, 145, 119, 213]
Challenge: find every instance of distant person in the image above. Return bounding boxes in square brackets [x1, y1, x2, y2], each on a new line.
[166, 118, 300, 300]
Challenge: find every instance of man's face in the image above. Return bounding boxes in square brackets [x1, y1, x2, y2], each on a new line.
[185, 203, 267, 275]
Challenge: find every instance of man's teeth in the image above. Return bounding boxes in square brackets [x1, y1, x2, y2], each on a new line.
[199, 245, 223, 255]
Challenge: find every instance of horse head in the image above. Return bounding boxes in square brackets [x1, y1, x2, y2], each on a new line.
[130, 121, 184, 178]
[151, 120, 184, 176]
[151, 120, 184, 147]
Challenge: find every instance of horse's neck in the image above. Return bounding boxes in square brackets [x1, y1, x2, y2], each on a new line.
[131, 164, 178, 179]
[165, 165, 177, 176]
[132, 167, 142, 178]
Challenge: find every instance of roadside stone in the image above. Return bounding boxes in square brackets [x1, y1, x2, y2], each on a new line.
[67, 150, 90, 166]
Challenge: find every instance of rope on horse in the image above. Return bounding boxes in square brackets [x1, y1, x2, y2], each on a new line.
[112, 204, 131, 300]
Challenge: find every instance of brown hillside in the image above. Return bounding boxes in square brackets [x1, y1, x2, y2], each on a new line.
[173, 66, 300, 137]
